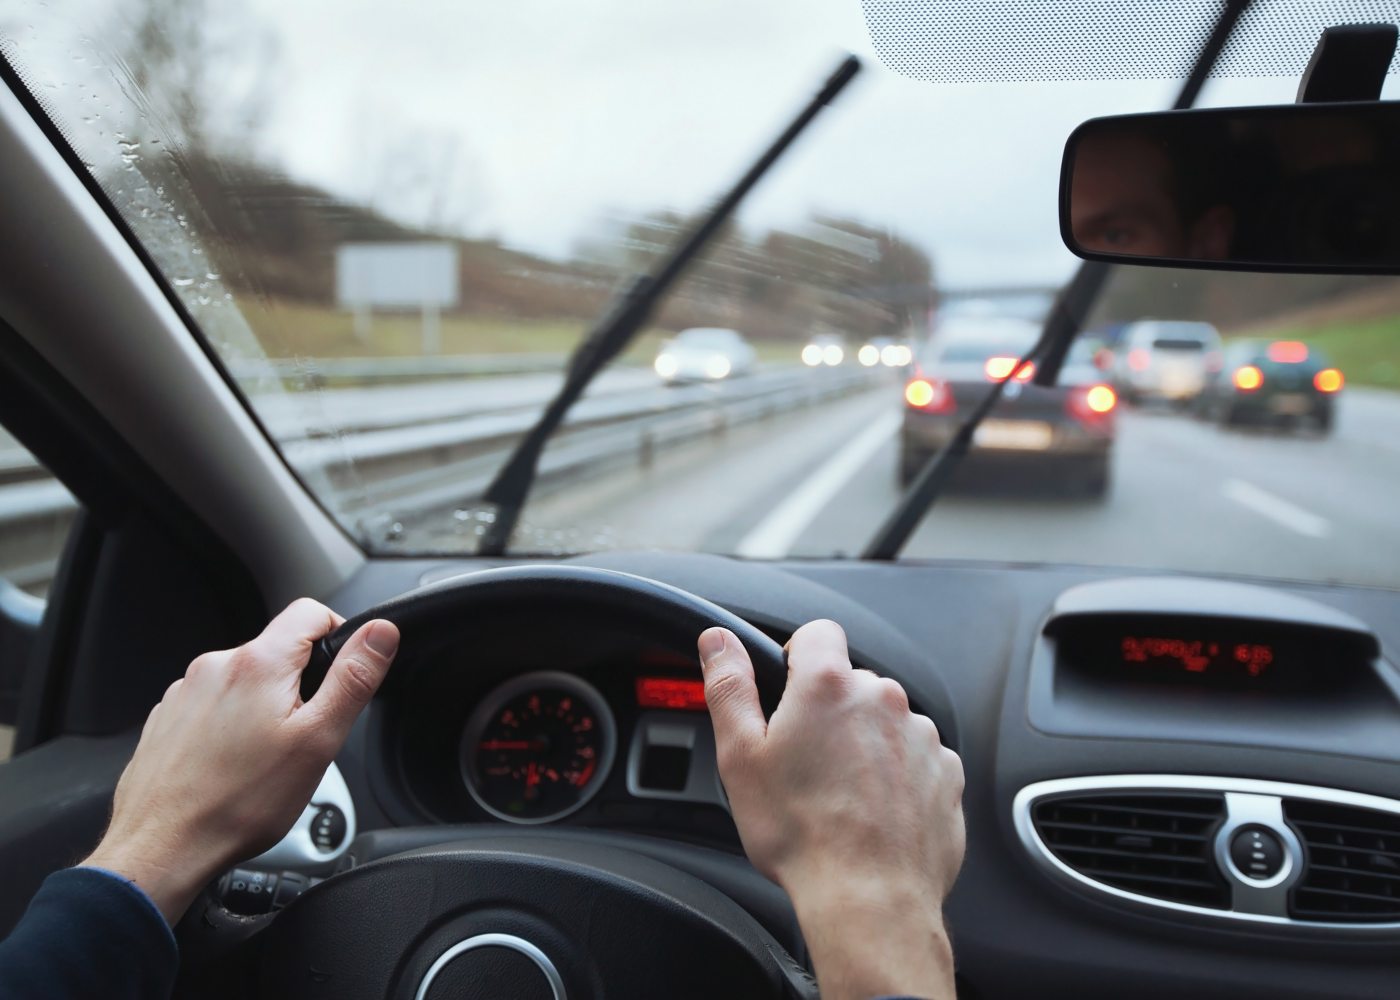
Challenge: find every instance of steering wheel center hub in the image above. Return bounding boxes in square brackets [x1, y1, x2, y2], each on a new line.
[416, 933, 564, 1000]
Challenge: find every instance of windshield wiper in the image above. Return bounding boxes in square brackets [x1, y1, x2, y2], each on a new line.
[473, 55, 861, 555]
[860, 0, 1252, 561]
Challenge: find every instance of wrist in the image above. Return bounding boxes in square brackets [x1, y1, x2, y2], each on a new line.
[786, 872, 955, 1000]
[82, 829, 218, 925]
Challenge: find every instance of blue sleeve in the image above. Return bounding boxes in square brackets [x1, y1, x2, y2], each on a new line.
[0, 867, 178, 1000]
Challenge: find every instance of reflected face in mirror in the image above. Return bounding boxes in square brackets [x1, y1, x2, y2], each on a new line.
[1062, 104, 1400, 272]
[1069, 131, 1233, 260]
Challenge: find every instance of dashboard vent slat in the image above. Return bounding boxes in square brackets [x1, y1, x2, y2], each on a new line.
[1286, 799, 1400, 922]
[1032, 792, 1229, 909]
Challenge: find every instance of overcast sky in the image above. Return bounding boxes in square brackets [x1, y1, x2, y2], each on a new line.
[8, 0, 1396, 287]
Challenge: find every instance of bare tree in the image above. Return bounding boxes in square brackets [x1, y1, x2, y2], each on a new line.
[109, 0, 279, 159]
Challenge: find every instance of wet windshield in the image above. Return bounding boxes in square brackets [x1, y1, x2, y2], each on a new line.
[4, 0, 1400, 588]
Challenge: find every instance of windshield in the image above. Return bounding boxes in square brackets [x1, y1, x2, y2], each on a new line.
[5, 1, 1400, 589]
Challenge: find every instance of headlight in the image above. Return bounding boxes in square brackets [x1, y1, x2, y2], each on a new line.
[705, 355, 731, 379]
[655, 353, 679, 378]
[882, 344, 912, 367]
[822, 344, 844, 366]
[858, 345, 880, 366]
[801, 344, 824, 366]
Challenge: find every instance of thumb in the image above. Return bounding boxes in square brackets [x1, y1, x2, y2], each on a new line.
[698, 627, 766, 762]
[299, 619, 399, 746]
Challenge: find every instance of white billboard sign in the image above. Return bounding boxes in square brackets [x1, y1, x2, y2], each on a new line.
[335, 242, 459, 309]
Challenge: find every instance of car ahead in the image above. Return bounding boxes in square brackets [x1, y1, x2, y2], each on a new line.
[653, 327, 756, 384]
[1112, 320, 1223, 405]
[1199, 338, 1343, 433]
[899, 319, 1117, 494]
[800, 332, 846, 367]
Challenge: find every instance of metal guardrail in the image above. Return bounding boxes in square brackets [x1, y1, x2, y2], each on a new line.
[328, 367, 877, 542]
[226, 353, 571, 386]
[0, 365, 883, 588]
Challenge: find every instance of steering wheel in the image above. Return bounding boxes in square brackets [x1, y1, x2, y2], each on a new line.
[216, 565, 814, 999]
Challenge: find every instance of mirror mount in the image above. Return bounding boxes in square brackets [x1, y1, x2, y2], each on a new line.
[1297, 23, 1398, 103]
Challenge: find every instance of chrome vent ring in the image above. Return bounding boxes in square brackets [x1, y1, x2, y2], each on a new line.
[1015, 775, 1400, 933]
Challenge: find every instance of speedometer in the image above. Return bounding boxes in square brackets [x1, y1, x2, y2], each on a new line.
[460, 672, 617, 824]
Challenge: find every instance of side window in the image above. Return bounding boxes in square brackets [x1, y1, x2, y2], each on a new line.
[0, 429, 79, 761]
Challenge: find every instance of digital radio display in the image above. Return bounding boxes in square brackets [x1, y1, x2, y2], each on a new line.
[1120, 635, 1275, 679]
[1048, 614, 1355, 693]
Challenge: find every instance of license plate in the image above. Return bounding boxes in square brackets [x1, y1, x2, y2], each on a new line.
[1270, 394, 1312, 415]
[973, 420, 1054, 450]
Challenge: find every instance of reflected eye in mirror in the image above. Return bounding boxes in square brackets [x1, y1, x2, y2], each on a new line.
[1061, 103, 1400, 273]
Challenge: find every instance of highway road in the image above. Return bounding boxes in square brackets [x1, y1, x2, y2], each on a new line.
[509, 381, 1400, 591]
[5, 367, 1400, 594]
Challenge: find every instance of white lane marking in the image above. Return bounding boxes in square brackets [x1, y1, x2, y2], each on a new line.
[1221, 478, 1331, 538]
[735, 411, 902, 558]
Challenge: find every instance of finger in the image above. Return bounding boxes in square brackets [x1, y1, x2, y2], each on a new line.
[298, 619, 399, 747]
[698, 627, 766, 760]
[247, 598, 346, 671]
[784, 619, 852, 690]
[875, 675, 911, 713]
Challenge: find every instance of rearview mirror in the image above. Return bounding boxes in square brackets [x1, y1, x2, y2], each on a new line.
[1061, 102, 1400, 274]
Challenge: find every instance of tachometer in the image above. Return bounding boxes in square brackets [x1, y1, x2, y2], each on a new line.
[460, 672, 616, 824]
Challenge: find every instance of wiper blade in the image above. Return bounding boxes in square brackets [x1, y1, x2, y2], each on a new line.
[861, 0, 1252, 561]
[1030, 0, 1251, 390]
[475, 54, 861, 555]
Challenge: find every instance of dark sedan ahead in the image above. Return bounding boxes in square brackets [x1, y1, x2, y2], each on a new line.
[899, 321, 1117, 496]
[1198, 339, 1342, 433]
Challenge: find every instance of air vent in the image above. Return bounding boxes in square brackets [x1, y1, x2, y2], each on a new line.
[1032, 792, 1229, 908]
[1286, 799, 1400, 922]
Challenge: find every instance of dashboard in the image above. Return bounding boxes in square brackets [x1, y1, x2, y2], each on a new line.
[312, 549, 1400, 999]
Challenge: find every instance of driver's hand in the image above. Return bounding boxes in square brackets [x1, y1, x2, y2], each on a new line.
[83, 599, 399, 924]
[699, 620, 963, 1000]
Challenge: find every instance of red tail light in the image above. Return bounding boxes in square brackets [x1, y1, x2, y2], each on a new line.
[1314, 368, 1343, 393]
[1233, 365, 1264, 391]
[984, 356, 1034, 382]
[905, 376, 954, 412]
[1085, 384, 1117, 413]
[1267, 341, 1308, 364]
[1069, 384, 1117, 421]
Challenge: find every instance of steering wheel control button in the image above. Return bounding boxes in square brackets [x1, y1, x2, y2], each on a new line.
[416, 934, 565, 1000]
[218, 868, 279, 915]
[272, 870, 309, 908]
[311, 805, 347, 851]
[1230, 825, 1285, 880]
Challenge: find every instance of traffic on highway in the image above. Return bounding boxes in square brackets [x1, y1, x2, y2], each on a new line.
[3, 313, 1394, 590]
[10, 0, 1400, 998]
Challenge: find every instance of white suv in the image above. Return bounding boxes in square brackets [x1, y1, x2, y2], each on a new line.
[1112, 320, 1223, 404]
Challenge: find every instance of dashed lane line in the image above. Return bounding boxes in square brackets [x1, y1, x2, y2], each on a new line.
[1222, 478, 1331, 538]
